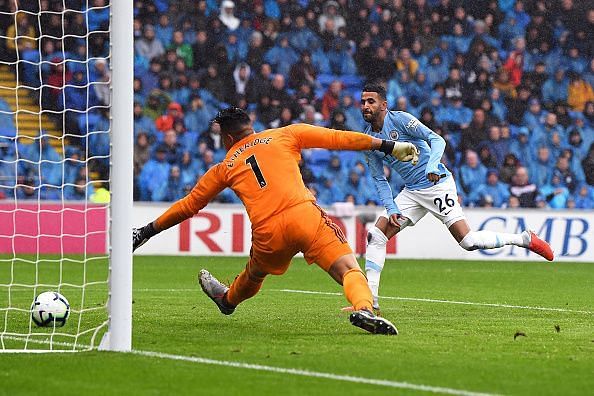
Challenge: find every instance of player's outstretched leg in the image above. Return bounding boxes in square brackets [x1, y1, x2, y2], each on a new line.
[198, 269, 236, 315]
[458, 229, 554, 261]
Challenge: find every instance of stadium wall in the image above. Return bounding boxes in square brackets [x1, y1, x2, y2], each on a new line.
[133, 203, 594, 262]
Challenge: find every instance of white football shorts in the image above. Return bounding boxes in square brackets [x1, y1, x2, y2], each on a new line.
[381, 176, 466, 229]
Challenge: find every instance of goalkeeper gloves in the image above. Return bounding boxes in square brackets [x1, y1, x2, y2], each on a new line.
[133, 222, 158, 252]
[391, 142, 420, 165]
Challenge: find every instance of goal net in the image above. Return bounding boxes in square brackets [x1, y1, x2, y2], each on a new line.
[0, 0, 132, 352]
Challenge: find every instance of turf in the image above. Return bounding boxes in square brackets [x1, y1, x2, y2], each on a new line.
[1, 256, 593, 395]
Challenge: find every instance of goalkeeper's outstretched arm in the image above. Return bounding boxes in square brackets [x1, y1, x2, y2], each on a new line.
[287, 124, 419, 164]
[133, 165, 228, 252]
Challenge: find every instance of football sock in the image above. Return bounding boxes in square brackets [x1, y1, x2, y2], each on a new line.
[459, 230, 527, 251]
[226, 261, 265, 306]
[365, 226, 388, 304]
[342, 268, 373, 311]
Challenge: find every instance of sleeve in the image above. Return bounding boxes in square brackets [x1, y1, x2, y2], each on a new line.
[154, 164, 228, 231]
[366, 151, 399, 215]
[286, 123, 373, 151]
[397, 112, 446, 176]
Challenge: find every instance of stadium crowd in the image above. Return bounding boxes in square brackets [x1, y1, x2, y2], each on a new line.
[1, 0, 594, 209]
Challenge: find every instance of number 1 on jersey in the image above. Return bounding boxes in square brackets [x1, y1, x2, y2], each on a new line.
[246, 154, 267, 188]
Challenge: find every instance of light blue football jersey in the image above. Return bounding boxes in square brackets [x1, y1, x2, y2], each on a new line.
[364, 111, 451, 215]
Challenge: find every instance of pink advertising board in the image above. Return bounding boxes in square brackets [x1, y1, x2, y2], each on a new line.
[0, 203, 108, 254]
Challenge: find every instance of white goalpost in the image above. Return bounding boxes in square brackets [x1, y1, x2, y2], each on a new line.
[0, 0, 132, 352]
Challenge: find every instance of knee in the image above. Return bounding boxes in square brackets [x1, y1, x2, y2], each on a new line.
[367, 226, 388, 247]
[459, 232, 478, 251]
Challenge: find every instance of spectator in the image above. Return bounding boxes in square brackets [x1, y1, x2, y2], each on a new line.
[155, 102, 184, 133]
[508, 126, 532, 166]
[180, 151, 202, 188]
[506, 85, 531, 126]
[264, 35, 299, 78]
[185, 94, 214, 135]
[153, 166, 184, 202]
[530, 146, 553, 187]
[268, 74, 292, 113]
[224, 32, 247, 65]
[540, 173, 570, 209]
[329, 110, 347, 130]
[542, 68, 569, 107]
[201, 64, 230, 103]
[499, 153, 519, 184]
[170, 31, 194, 68]
[246, 63, 273, 104]
[470, 169, 510, 208]
[436, 94, 472, 131]
[554, 157, 578, 193]
[521, 98, 546, 132]
[245, 31, 267, 71]
[135, 25, 165, 61]
[192, 30, 211, 71]
[457, 150, 487, 197]
[219, 0, 240, 31]
[199, 122, 224, 152]
[138, 146, 171, 201]
[321, 80, 343, 121]
[567, 72, 594, 112]
[484, 124, 509, 167]
[155, 14, 173, 47]
[510, 166, 539, 208]
[289, 51, 317, 90]
[318, 1, 346, 35]
[134, 102, 157, 140]
[288, 14, 321, 53]
[300, 105, 325, 127]
[232, 63, 252, 100]
[573, 184, 594, 209]
[160, 130, 184, 165]
[134, 132, 151, 177]
[269, 107, 296, 128]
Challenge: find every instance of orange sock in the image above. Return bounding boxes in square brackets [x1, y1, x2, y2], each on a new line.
[342, 268, 373, 311]
[226, 261, 265, 307]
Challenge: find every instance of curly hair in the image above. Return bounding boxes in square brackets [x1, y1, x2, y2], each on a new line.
[212, 106, 251, 136]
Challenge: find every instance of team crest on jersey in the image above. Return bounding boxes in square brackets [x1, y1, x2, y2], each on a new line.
[389, 130, 399, 140]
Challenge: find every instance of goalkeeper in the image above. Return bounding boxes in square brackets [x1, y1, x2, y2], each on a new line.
[353, 83, 554, 314]
[133, 107, 419, 335]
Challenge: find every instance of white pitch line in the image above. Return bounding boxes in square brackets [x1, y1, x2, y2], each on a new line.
[131, 349, 500, 396]
[274, 289, 594, 315]
[1, 336, 499, 396]
[135, 288, 196, 292]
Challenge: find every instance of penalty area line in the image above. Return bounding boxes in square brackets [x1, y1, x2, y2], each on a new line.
[3, 336, 498, 396]
[274, 289, 594, 315]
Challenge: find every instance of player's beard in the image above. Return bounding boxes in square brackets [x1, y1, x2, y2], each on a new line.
[362, 110, 374, 122]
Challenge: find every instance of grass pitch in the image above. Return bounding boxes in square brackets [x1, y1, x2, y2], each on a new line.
[1, 256, 593, 395]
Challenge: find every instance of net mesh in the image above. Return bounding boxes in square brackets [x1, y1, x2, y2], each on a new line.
[0, 0, 111, 351]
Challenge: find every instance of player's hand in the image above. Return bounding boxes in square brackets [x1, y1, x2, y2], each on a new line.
[133, 223, 157, 252]
[391, 142, 419, 165]
[427, 173, 441, 184]
[388, 214, 409, 230]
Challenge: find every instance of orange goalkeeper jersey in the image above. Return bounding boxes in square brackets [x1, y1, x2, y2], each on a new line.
[154, 124, 373, 230]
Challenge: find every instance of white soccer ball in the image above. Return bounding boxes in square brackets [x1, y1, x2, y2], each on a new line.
[31, 291, 70, 327]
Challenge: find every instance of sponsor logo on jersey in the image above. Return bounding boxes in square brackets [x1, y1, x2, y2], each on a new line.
[389, 130, 399, 140]
[405, 118, 420, 130]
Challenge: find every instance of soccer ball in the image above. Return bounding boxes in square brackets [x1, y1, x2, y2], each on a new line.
[31, 291, 70, 327]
